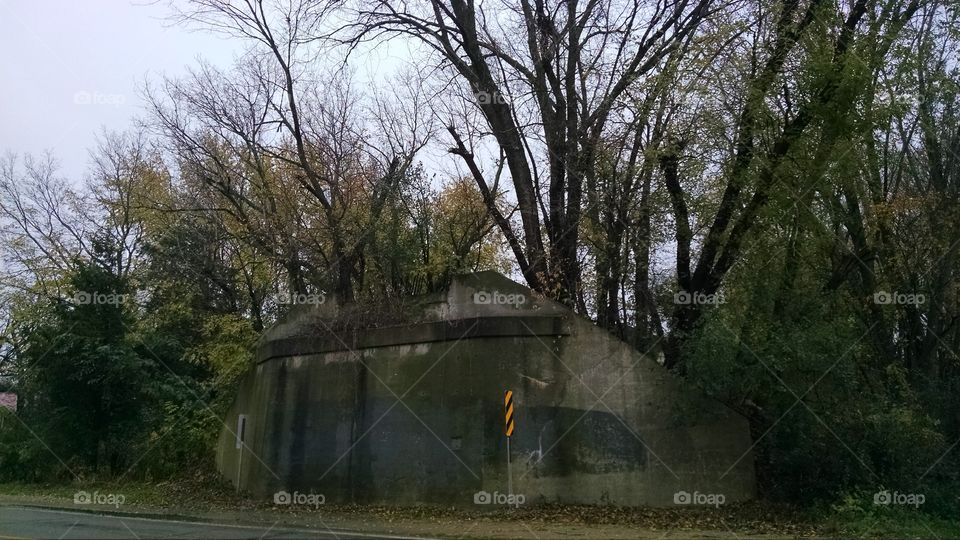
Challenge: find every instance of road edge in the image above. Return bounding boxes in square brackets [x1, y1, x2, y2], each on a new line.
[0, 500, 443, 540]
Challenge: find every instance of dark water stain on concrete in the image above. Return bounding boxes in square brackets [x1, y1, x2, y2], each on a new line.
[268, 360, 288, 478]
[518, 406, 648, 476]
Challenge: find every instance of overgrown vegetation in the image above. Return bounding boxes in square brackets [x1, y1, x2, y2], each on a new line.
[0, 0, 958, 530]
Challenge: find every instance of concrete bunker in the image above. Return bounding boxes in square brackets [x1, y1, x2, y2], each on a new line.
[216, 271, 755, 506]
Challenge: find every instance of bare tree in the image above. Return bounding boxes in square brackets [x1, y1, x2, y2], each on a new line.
[0, 153, 92, 298]
[163, 0, 430, 301]
[325, 0, 711, 308]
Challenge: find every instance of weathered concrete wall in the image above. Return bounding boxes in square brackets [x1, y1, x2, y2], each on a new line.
[217, 272, 755, 506]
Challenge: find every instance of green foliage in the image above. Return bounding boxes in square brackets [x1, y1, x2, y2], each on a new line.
[10, 253, 148, 478]
[826, 491, 960, 538]
[684, 217, 959, 514]
[1, 3, 958, 533]
[0, 225, 258, 482]
[0, 409, 64, 482]
[365, 169, 511, 297]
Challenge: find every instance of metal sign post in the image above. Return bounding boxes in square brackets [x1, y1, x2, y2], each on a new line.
[235, 414, 247, 493]
[236, 446, 243, 494]
[504, 390, 515, 502]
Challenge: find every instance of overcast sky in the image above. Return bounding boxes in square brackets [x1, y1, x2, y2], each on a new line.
[0, 0, 239, 181]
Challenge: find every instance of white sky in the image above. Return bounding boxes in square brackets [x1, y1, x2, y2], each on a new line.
[0, 0, 239, 181]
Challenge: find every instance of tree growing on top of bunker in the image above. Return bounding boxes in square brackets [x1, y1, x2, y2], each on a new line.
[366, 171, 512, 298]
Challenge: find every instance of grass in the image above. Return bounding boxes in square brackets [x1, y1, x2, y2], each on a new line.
[0, 471, 250, 510]
[821, 494, 960, 539]
[0, 477, 957, 538]
[825, 510, 960, 539]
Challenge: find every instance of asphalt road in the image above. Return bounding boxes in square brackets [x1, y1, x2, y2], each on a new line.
[0, 506, 433, 540]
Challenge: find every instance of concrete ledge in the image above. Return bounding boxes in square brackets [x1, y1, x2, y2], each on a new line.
[256, 315, 570, 363]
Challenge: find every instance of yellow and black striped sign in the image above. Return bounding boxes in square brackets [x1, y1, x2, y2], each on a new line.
[504, 390, 515, 437]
